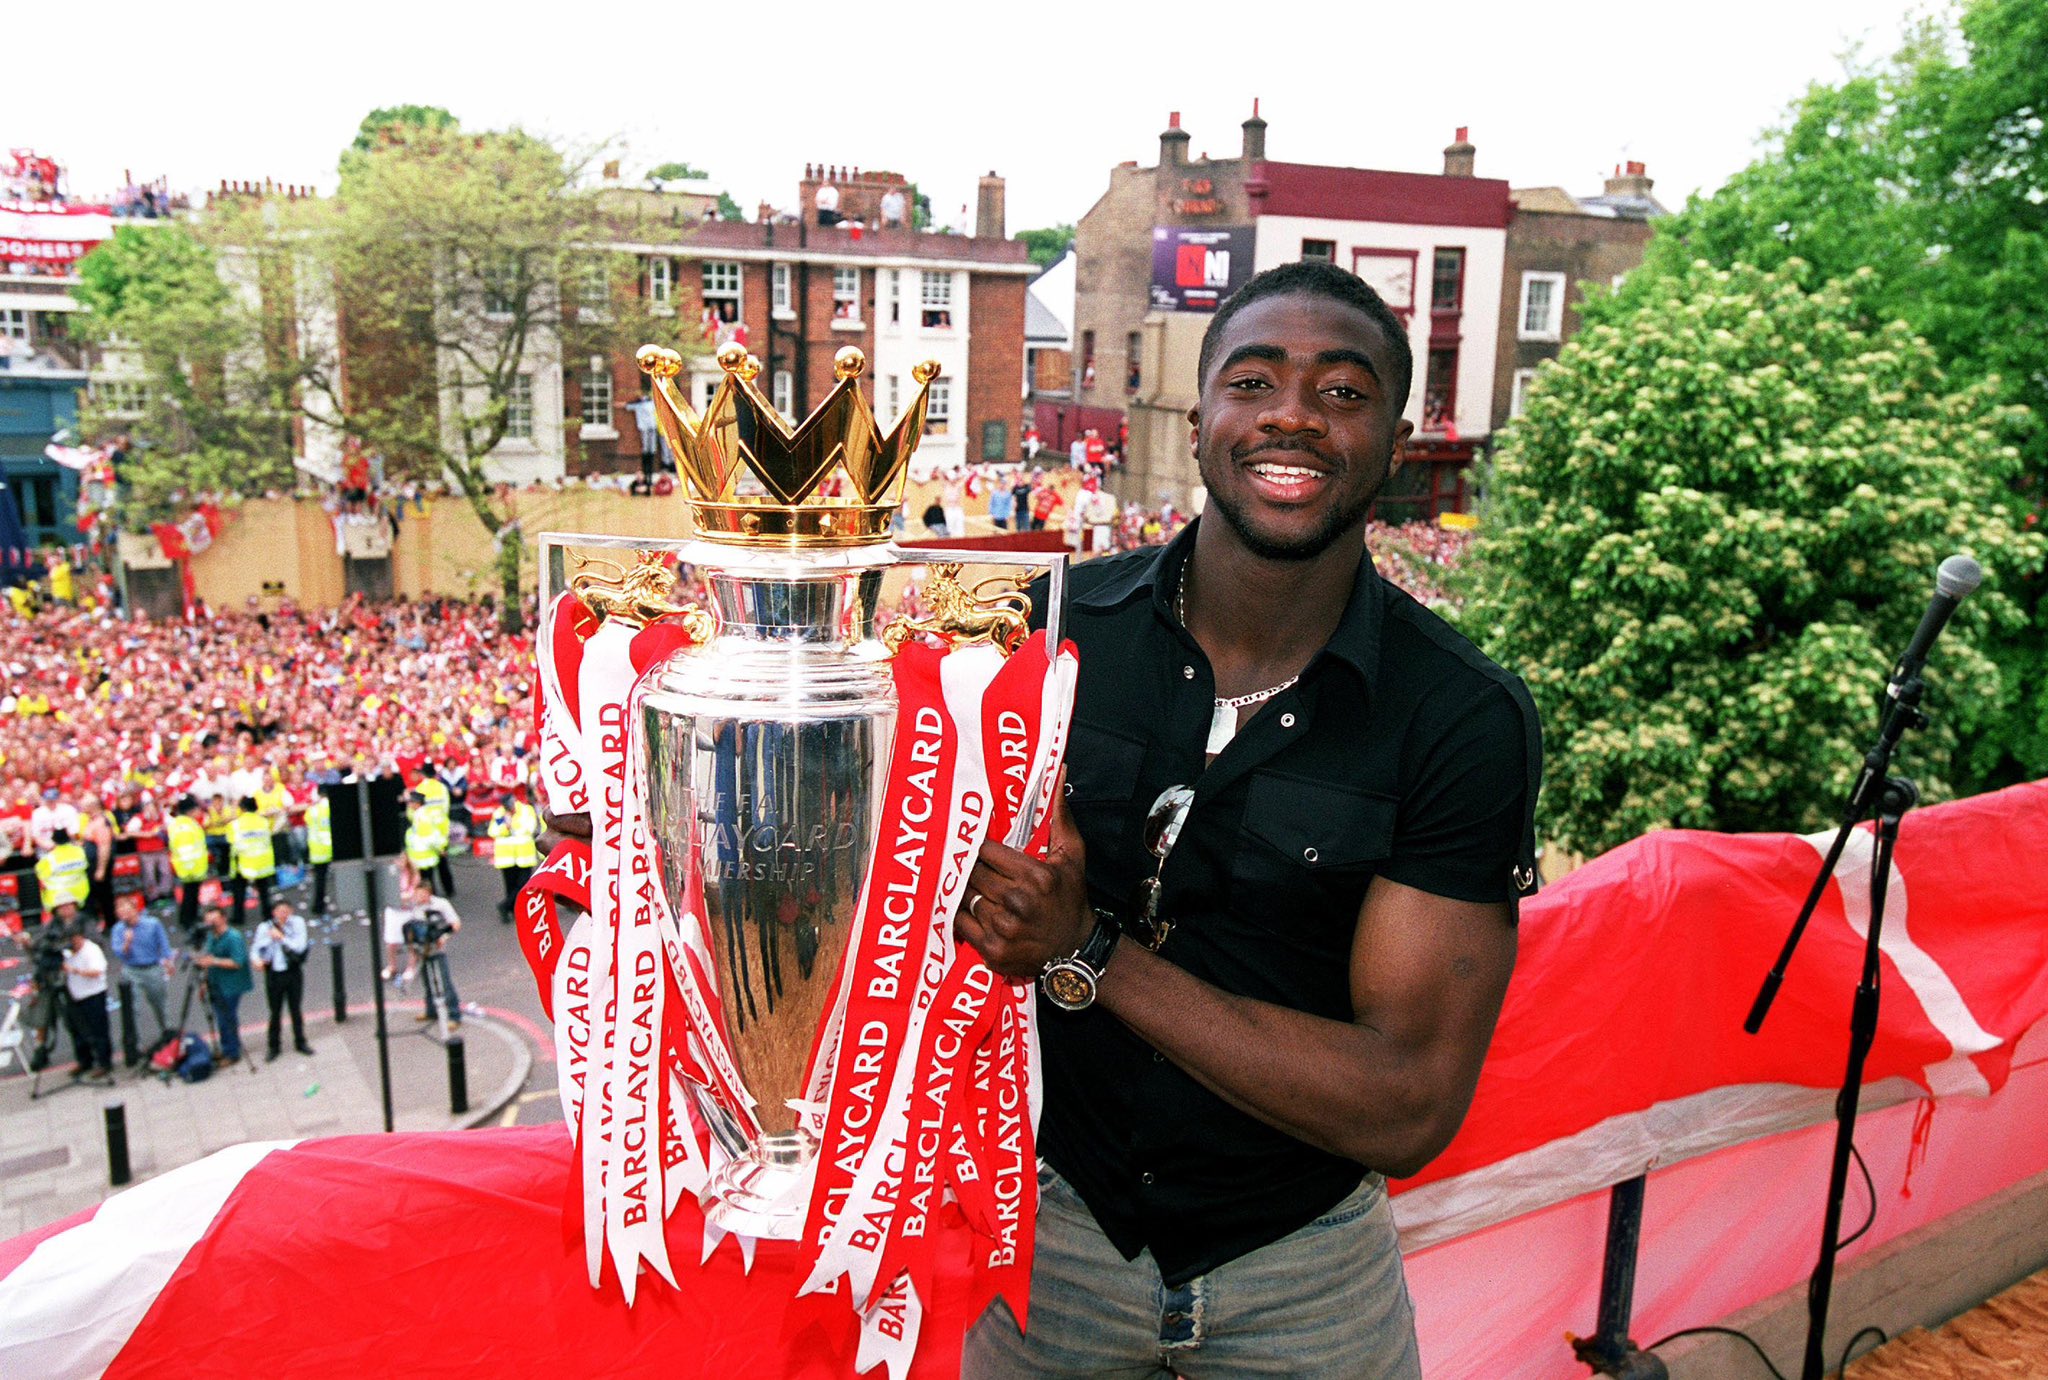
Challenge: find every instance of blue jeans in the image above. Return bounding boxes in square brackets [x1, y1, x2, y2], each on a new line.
[211, 991, 244, 1062]
[963, 1167, 1421, 1379]
[423, 953, 460, 1020]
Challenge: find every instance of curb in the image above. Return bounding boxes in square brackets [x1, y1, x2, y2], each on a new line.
[457, 1016, 534, 1130]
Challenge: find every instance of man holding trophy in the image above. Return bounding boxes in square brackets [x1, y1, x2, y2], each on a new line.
[957, 261, 1542, 1377]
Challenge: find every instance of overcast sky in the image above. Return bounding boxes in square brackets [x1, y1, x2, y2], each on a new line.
[13, 0, 1937, 233]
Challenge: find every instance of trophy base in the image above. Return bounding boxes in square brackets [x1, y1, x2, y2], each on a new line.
[705, 1132, 816, 1241]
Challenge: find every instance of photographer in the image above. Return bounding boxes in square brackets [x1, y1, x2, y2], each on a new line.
[60, 926, 114, 1084]
[398, 882, 463, 1028]
[189, 906, 252, 1065]
[250, 900, 312, 1060]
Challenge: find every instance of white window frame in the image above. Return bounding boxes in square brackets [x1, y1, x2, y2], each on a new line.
[926, 377, 951, 435]
[831, 266, 861, 327]
[920, 270, 954, 329]
[772, 368, 794, 420]
[1509, 367, 1538, 420]
[482, 258, 520, 319]
[886, 374, 900, 424]
[91, 377, 149, 417]
[1519, 271, 1566, 341]
[771, 263, 794, 318]
[887, 270, 901, 325]
[505, 373, 535, 441]
[0, 309, 27, 341]
[702, 260, 742, 320]
[578, 259, 611, 317]
[647, 258, 674, 308]
[580, 366, 615, 434]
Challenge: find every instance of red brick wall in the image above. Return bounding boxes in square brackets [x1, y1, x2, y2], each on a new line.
[967, 274, 1025, 462]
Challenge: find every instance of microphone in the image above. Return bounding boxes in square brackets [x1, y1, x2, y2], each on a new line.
[1889, 555, 1982, 690]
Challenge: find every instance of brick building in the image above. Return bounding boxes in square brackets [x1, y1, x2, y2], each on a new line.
[572, 167, 1034, 479]
[1492, 162, 1664, 430]
[1070, 109, 1513, 520]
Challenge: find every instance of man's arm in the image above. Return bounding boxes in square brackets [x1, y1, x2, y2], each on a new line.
[960, 792, 1516, 1179]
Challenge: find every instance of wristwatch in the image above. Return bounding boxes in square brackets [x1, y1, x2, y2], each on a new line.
[1039, 908, 1121, 1012]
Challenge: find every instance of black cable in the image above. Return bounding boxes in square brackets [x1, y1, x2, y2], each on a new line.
[1838, 1140, 1879, 1249]
[1838, 1323, 1888, 1375]
[1645, 1325, 1788, 1380]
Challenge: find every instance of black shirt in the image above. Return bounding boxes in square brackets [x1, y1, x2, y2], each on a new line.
[1028, 523, 1541, 1286]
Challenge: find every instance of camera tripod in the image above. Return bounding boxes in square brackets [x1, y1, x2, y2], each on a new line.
[25, 981, 72, 1101]
[407, 941, 460, 1041]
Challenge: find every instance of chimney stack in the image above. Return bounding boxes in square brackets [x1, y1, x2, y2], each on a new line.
[975, 171, 1007, 241]
[1241, 97, 1267, 161]
[1160, 111, 1190, 167]
[1443, 127, 1476, 177]
[1605, 160, 1654, 200]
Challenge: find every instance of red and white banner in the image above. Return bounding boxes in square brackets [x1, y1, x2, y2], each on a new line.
[0, 203, 112, 270]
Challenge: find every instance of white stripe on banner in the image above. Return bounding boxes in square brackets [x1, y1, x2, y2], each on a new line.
[0, 1139, 299, 1379]
[1800, 826, 1999, 1096]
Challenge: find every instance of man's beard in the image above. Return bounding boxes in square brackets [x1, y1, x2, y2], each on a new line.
[1202, 445, 1388, 562]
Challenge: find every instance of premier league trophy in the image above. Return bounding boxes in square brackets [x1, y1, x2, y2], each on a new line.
[601, 340, 1063, 1243]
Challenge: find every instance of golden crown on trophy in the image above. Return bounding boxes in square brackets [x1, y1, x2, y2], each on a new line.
[636, 340, 941, 547]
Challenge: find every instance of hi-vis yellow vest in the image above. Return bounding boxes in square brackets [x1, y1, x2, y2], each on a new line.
[414, 779, 451, 846]
[306, 797, 333, 865]
[167, 815, 210, 882]
[405, 821, 442, 871]
[489, 801, 538, 868]
[36, 842, 89, 908]
[229, 812, 276, 880]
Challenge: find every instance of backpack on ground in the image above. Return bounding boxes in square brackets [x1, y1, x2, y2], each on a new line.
[176, 1038, 214, 1083]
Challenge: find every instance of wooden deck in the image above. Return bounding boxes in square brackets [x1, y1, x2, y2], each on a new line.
[1844, 1267, 2048, 1377]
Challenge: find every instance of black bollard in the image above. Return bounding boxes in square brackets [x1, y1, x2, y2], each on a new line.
[446, 1035, 469, 1116]
[117, 977, 141, 1067]
[329, 939, 346, 1023]
[104, 1101, 132, 1186]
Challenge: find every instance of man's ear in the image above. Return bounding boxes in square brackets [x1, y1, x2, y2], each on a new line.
[1388, 419, 1414, 477]
[1185, 405, 1201, 451]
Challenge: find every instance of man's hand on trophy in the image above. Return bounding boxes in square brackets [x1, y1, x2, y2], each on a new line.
[956, 775, 1092, 980]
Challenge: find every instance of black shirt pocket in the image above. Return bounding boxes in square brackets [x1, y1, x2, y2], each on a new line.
[1065, 718, 1147, 902]
[1231, 772, 1396, 948]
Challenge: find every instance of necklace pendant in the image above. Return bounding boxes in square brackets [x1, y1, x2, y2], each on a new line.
[1206, 701, 1236, 755]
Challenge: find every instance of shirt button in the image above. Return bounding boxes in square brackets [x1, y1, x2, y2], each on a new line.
[1303, 846, 1320, 864]
[1182, 665, 1194, 680]
[1280, 712, 1296, 728]
[1140, 1171, 1156, 1186]
[1153, 1050, 1166, 1064]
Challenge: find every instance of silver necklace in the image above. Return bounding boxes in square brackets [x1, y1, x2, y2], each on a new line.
[1178, 560, 1300, 755]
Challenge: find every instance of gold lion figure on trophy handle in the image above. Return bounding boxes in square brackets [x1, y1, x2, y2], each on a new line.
[882, 562, 1032, 658]
[571, 551, 715, 640]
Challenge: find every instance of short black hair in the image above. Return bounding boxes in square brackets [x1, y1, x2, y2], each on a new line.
[1197, 260, 1414, 408]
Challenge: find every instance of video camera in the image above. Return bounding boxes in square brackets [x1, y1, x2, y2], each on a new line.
[401, 913, 455, 951]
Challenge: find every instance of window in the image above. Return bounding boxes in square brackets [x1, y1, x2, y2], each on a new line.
[920, 270, 954, 328]
[1422, 347, 1458, 430]
[483, 258, 519, 317]
[647, 258, 673, 306]
[772, 368, 794, 420]
[832, 266, 860, 321]
[886, 374, 900, 422]
[577, 259, 611, 315]
[981, 420, 1008, 462]
[0, 309, 27, 341]
[1509, 367, 1538, 420]
[772, 263, 793, 316]
[1126, 331, 1142, 392]
[1080, 329, 1096, 390]
[926, 378, 951, 435]
[505, 374, 534, 440]
[887, 270, 901, 325]
[581, 367, 614, 429]
[1519, 271, 1566, 340]
[1300, 239, 1336, 264]
[702, 261, 741, 323]
[1431, 248, 1465, 312]
[92, 378, 150, 416]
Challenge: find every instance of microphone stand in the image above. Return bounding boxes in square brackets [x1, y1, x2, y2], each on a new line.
[1745, 673, 1926, 1380]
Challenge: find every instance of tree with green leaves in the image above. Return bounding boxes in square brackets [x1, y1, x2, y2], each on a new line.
[645, 162, 744, 220]
[1616, 0, 2048, 783]
[1459, 259, 2044, 856]
[1016, 224, 1075, 271]
[72, 224, 301, 526]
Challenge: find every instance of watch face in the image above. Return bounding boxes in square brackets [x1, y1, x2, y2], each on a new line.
[1042, 962, 1096, 1011]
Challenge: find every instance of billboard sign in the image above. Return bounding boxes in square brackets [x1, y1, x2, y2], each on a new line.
[1149, 225, 1251, 312]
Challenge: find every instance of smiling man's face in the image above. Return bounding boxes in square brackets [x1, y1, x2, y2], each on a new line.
[1189, 293, 1412, 562]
